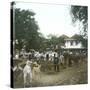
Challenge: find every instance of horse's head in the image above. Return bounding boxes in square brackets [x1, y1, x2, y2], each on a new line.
[26, 60, 32, 66]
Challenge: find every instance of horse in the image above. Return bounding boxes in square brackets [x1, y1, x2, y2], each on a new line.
[32, 62, 41, 81]
[23, 60, 32, 87]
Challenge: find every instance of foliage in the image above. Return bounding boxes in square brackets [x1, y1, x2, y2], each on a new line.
[14, 8, 41, 51]
[70, 6, 88, 38]
[71, 34, 87, 48]
[13, 5, 88, 52]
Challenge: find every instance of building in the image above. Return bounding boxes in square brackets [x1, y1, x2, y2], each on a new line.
[64, 38, 82, 49]
[61, 35, 87, 53]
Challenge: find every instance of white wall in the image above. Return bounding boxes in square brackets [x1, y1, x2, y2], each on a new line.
[65, 40, 82, 48]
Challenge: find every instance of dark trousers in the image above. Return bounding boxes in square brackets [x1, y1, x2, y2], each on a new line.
[54, 64, 59, 72]
[54, 57, 59, 71]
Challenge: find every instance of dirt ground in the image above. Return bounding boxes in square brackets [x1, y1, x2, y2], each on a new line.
[13, 60, 88, 88]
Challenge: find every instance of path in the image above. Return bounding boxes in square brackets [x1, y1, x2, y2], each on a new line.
[14, 61, 87, 88]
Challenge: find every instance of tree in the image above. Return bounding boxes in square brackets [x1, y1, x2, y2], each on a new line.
[58, 34, 69, 45]
[46, 34, 69, 51]
[14, 8, 41, 51]
[46, 34, 59, 50]
[71, 34, 87, 48]
[70, 6, 88, 38]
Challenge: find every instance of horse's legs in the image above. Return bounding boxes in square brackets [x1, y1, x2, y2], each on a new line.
[39, 72, 41, 80]
[23, 73, 27, 88]
[30, 74, 32, 83]
[29, 73, 32, 86]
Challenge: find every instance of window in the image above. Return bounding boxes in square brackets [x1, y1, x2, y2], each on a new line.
[76, 41, 79, 45]
[70, 41, 73, 46]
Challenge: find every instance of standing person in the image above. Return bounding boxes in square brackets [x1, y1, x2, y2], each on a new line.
[46, 53, 49, 61]
[53, 52, 59, 72]
[29, 52, 32, 61]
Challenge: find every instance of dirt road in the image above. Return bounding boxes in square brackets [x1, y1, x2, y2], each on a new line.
[14, 61, 88, 88]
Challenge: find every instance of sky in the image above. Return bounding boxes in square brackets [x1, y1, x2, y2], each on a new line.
[15, 2, 80, 38]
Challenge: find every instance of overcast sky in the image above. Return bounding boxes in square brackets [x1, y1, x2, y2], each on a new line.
[15, 2, 80, 38]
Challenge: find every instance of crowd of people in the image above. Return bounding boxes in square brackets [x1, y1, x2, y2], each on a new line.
[14, 48, 87, 72]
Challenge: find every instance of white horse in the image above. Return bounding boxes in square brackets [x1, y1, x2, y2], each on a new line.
[32, 62, 41, 81]
[23, 60, 32, 87]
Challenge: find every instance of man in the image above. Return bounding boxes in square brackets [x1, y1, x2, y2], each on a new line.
[53, 52, 59, 72]
[46, 53, 49, 61]
[29, 52, 32, 60]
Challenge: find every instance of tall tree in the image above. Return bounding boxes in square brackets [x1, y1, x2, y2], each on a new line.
[14, 8, 40, 51]
[70, 6, 88, 38]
